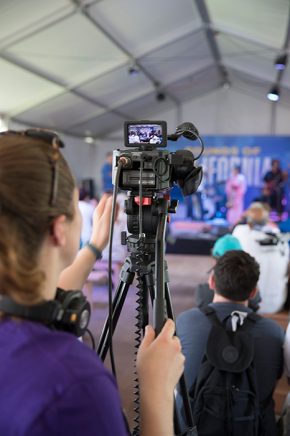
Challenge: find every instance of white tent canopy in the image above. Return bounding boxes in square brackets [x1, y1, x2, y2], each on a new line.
[1, 0, 290, 143]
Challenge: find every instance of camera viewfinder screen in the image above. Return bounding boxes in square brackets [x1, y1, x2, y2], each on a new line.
[125, 121, 167, 147]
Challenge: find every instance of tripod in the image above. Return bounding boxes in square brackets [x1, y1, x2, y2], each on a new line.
[97, 197, 196, 436]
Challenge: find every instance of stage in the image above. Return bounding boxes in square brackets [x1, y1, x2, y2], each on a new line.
[165, 203, 231, 255]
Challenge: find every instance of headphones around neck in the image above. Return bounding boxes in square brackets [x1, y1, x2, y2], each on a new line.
[0, 288, 91, 337]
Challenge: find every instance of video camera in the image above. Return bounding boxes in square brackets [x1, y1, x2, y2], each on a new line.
[106, 121, 204, 433]
[257, 231, 289, 248]
[112, 120, 203, 197]
[258, 232, 280, 246]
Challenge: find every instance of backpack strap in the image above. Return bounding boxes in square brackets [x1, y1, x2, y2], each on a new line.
[236, 311, 262, 333]
[199, 305, 262, 332]
[199, 305, 223, 328]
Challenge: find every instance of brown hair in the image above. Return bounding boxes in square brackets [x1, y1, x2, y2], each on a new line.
[213, 250, 260, 301]
[0, 133, 75, 303]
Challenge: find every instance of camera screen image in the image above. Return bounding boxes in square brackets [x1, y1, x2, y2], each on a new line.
[124, 121, 167, 148]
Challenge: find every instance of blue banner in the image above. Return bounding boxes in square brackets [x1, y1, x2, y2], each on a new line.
[168, 136, 290, 213]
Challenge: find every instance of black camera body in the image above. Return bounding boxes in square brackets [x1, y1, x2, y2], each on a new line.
[113, 147, 171, 193]
[113, 120, 203, 197]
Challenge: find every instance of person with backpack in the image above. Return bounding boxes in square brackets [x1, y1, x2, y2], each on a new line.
[176, 250, 284, 435]
[194, 233, 261, 312]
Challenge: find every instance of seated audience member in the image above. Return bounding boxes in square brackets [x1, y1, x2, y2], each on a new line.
[233, 201, 277, 231]
[78, 187, 95, 247]
[101, 192, 127, 264]
[0, 130, 184, 436]
[195, 234, 260, 311]
[176, 250, 284, 435]
[232, 202, 290, 313]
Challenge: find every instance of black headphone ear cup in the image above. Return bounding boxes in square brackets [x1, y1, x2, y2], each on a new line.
[55, 289, 91, 337]
[0, 290, 90, 337]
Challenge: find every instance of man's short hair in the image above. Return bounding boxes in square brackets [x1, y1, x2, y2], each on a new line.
[213, 250, 260, 301]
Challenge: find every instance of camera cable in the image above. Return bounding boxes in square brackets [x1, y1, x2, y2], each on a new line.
[106, 159, 123, 378]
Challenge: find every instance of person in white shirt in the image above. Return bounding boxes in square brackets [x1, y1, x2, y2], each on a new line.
[78, 188, 95, 247]
[232, 202, 289, 313]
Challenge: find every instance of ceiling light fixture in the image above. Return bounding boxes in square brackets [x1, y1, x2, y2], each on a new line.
[222, 80, 231, 90]
[156, 91, 165, 101]
[274, 53, 288, 71]
[267, 85, 280, 102]
[84, 135, 94, 144]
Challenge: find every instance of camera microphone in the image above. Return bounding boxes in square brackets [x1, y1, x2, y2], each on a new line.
[167, 122, 199, 141]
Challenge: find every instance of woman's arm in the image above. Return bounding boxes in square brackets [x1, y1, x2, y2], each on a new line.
[58, 195, 113, 290]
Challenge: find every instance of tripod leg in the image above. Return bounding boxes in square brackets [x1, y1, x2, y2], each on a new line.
[165, 283, 196, 434]
[136, 276, 148, 332]
[143, 266, 195, 434]
[97, 259, 134, 361]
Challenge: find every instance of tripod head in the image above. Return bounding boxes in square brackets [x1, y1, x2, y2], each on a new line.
[124, 192, 177, 237]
